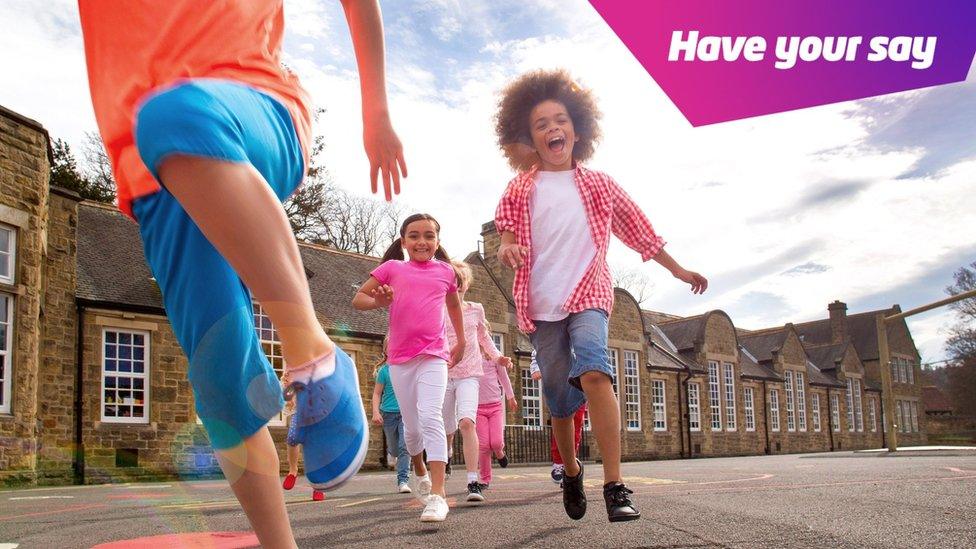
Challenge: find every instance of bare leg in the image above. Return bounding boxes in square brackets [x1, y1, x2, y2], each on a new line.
[551, 416, 578, 475]
[458, 419, 479, 475]
[216, 428, 296, 549]
[158, 156, 333, 368]
[412, 454, 428, 477]
[287, 444, 300, 476]
[446, 432, 455, 460]
[428, 461, 447, 497]
[579, 372, 621, 483]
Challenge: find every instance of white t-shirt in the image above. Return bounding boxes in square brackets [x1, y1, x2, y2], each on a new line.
[528, 170, 597, 321]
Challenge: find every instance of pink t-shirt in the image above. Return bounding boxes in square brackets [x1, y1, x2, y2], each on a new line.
[479, 359, 515, 405]
[371, 259, 458, 365]
[445, 302, 502, 380]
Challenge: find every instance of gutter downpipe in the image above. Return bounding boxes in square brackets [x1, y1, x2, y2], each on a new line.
[827, 389, 835, 451]
[74, 302, 85, 484]
[762, 380, 770, 455]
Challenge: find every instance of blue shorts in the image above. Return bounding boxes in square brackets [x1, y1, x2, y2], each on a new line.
[528, 308, 612, 418]
[131, 79, 304, 449]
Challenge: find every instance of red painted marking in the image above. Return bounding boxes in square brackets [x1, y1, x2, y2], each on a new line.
[92, 532, 258, 549]
[190, 483, 227, 489]
[0, 503, 108, 521]
[106, 493, 172, 500]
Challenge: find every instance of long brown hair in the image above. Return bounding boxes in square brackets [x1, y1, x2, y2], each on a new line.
[380, 213, 451, 263]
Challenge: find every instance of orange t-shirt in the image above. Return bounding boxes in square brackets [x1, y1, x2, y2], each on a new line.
[79, 0, 313, 218]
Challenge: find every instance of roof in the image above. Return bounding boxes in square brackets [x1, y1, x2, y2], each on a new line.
[803, 343, 847, 372]
[738, 329, 788, 363]
[641, 309, 682, 327]
[656, 314, 706, 351]
[794, 308, 908, 362]
[76, 202, 389, 335]
[738, 346, 780, 380]
[805, 361, 845, 388]
[922, 386, 954, 413]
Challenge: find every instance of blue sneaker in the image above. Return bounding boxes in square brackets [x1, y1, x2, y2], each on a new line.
[284, 346, 368, 491]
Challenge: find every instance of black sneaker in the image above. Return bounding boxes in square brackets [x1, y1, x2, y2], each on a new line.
[603, 482, 641, 522]
[477, 482, 489, 490]
[498, 454, 509, 468]
[466, 481, 486, 502]
[445, 460, 452, 479]
[561, 459, 586, 520]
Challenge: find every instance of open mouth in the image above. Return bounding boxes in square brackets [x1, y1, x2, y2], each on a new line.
[547, 135, 566, 153]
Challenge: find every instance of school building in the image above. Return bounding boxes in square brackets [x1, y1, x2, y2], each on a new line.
[0, 106, 927, 486]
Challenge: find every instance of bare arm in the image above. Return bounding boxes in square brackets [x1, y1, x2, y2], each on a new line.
[445, 292, 466, 365]
[652, 249, 708, 295]
[352, 276, 394, 310]
[339, 0, 406, 200]
[371, 381, 384, 425]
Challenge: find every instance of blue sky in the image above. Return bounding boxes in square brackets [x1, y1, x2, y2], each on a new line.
[2, 0, 974, 363]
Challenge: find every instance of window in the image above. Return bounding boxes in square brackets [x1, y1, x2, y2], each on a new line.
[853, 379, 864, 432]
[896, 400, 906, 433]
[520, 367, 542, 428]
[102, 329, 150, 423]
[784, 371, 796, 432]
[910, 401, 919, 433]
[744, 387, 755, 432]
[623, 350, 641, 431]
[491, 333, 504, 355]
[652, 380, 667, 431]
[254, 303, 287, 426]
[723, 362, 736, 431]
[688, 382, 701, 432]
[845, 378, 855, 432]
[869, 398, 877, 432]
[769, 389, 781, 432]
[795, 372, 807, 432]
[831, 393, 841, 432]
[708, 361, 722, 431]
[0, 293, 13, 414]
[812, 393, 822, 432]
[609, 348, 620, 397]
[907, 360, 915, 385]
[0, 224, 15, 285]
[890, 358, 899, 384]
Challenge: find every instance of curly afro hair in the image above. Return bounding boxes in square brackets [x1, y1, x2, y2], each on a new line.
[494, 69, 602, 172]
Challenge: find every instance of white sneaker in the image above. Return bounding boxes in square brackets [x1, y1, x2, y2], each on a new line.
[410, 474, 432, 501]
[398, 482, 412, 494]
[420, 494, 449, 522]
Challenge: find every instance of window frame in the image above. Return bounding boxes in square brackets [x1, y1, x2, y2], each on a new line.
[869, 398, 877, 433]
[845, 378, 855, 432]
[812, 393, 822, 432]
[623, 350, 641, 431]
[254, 302, 287, 427]
[651, 379, 667, 432]
[853, 378, 864, 432]
[609, 348, 620, 397]
[723, 362, 736, 431]
[708, 361, 722, 431]
[744, 386, 756, 432]
[785, 370, 796, 432]
[520, 367, 542, 429]
[100, 328, 151, 424]
[491, 332, 505, 356]
[0, 224, 15, 286]
[769, 389, 780, 432]
[688, 382, 701, 432]
[831, 393, 841, 433]
[796, 371, 807, 432]
[0, 292, 13, 414]
[910, 400, 919, 433]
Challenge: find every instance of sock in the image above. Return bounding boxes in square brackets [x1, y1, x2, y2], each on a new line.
[286, 350, 337, 386]
[467, 471, 479, 483]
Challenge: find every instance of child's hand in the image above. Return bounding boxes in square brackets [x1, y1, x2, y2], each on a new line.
[498, 356, 513, 370]
[507, 397, 519, 412]
[371, 412, 383, 426]
[531, 370, 542, 382]
[363, 114, 407, 201]
[675, 268, 708, 295]
[450, 342, 466, 367]
[370, 284, 394, 307]
[498, 242, 529, 269]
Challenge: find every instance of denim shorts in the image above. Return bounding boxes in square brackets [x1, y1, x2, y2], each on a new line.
[528, 308, 612, 418]
[131, 79, 304, 449]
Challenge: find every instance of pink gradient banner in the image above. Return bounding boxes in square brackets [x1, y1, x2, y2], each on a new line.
[588, 1, 976, 126]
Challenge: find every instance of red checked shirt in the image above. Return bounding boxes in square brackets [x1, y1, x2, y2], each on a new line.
[494, 165, 666, 333]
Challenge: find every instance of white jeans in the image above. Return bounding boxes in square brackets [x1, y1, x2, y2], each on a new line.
[389, 355, 449, 463]
[442, 376, 480, 434]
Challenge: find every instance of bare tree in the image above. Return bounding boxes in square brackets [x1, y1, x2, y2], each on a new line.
[611, 263, 654, 305]
[943, 262, 976, 415]
[82, 131, 117, 198]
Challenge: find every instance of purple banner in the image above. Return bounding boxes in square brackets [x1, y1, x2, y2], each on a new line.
[588, 1, 976, 126]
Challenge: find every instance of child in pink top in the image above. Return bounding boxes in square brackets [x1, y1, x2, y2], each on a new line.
[353, 213, 464, 523]
[477, 356, 517, 486]
[442, 261, 510, 503]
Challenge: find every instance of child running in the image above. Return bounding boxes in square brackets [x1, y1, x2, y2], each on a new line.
[352, 214, 464, 522]
[493, 69, 708, 522]
[476, 356, 516, 488]
[79, 1, 405, 545]
[442, 261, 509, 502]
[280, 370, 324, 502]
[531, 353, 587, 485]
[371, 338, 412, 494]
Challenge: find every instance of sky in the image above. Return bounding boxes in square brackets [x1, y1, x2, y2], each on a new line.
[1, 0, 974, 364]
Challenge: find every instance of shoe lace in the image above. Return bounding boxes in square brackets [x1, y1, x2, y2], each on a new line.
[607, 484, 634, 506]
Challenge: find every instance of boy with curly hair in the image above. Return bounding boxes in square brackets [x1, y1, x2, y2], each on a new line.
[493, 69, 707, 522]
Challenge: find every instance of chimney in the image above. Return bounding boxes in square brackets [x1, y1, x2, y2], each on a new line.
[828, 300, 848, 344]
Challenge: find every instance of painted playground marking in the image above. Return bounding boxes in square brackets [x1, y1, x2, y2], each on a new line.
[0, 544, 19, 549]
[337, 497, 382, 508]
[115, 484, 172, 490]
[8, 495, 75, 501]
[91, 532, 258, 549]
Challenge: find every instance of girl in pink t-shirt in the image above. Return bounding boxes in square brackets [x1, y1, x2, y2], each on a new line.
[353, 213, 464, 523]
